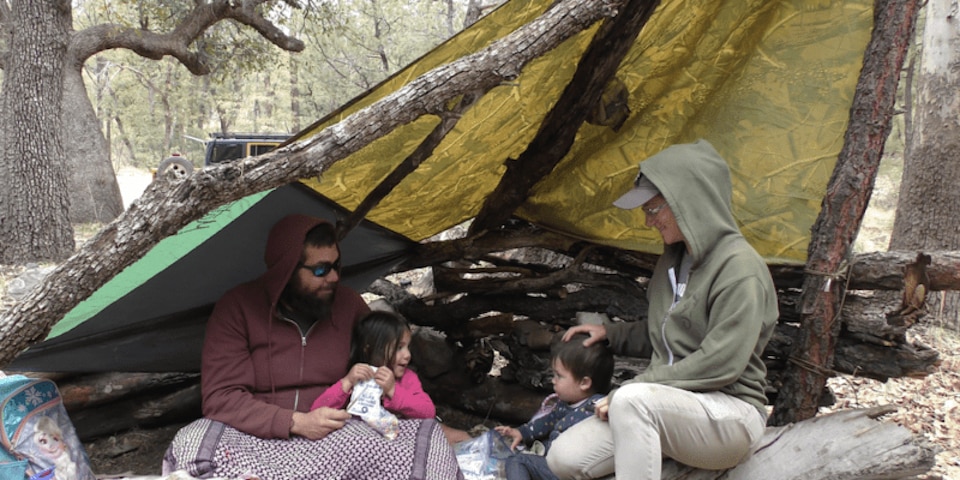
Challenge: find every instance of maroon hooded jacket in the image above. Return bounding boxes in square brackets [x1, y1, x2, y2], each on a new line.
[200, 215, 370, 439]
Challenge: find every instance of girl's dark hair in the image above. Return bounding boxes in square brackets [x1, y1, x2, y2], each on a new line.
[349, 311, 411, 369]
[551, 334, 615, 394]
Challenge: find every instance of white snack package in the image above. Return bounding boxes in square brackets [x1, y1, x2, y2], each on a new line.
[346, 365, 400, 440]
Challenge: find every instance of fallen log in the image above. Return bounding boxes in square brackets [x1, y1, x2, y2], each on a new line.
[69, 381, 201, 441]
[656, 406, 937, 480]
[54, 371, 199, 411]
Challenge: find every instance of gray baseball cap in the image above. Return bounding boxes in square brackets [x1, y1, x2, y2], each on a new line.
[613, 175, 660, 209]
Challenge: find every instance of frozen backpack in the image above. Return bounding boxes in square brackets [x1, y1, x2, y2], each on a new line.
[0, 374, 95, 480]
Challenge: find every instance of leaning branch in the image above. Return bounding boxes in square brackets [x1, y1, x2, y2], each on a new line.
[469, 0, 661, 234]
[68, 0, 305, 74]
[770, 0, 923, 425]
[336, 91, 484, 240]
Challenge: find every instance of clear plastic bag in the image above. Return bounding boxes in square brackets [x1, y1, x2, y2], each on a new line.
[454, 430, 514, 480]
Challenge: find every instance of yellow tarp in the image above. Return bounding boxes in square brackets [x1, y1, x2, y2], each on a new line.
[302, 0, 873, 265]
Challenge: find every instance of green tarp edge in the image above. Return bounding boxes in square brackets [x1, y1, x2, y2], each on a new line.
[47, 190, 272, 339]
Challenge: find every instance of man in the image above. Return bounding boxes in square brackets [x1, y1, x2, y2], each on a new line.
[165, 215, 462, 479]
[201, 214, 366, 439]
[547, 140, 778, 479]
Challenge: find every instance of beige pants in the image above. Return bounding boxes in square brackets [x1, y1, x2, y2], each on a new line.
[546, 383, 765, 479]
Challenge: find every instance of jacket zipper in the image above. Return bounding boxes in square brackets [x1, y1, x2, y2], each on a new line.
[663, 267, 680, 366]
[278, 315, 314, 411]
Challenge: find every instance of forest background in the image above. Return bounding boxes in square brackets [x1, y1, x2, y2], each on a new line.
[83, 0, 507, 172]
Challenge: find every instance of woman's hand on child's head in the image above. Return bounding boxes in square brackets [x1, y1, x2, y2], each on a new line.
[493, 426, 523, 451]
[562, 324, 608, 347]
[342, 363, 375, 393]
[374, 366, 397, 398]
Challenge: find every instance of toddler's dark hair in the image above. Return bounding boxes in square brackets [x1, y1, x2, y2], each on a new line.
[552, 334, 615, 394]
[349, 311, 410, 369]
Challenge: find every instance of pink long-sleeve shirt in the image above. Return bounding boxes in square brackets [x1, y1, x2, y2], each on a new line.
[310, 369, 436, 419]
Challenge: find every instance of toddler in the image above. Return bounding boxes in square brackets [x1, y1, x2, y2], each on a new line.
[495, 334, 614, 480]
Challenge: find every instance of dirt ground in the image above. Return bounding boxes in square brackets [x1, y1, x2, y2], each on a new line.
[83, 423, 186, 477]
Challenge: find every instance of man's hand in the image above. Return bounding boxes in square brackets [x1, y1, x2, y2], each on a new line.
[493, 425, 524, 451]
[290, 407, 350, 440]
[562, 324, 608, 347]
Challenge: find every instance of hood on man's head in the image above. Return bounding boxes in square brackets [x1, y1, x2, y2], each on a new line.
[260, 214, 334, 307]
[613, 174, 660, 210]
[264, 214, 330, 269]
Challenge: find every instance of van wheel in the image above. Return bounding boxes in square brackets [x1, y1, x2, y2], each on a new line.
[157, 156, 194, 180]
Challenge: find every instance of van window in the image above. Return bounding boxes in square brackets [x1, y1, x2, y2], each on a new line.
[248, 143, 280, 157]
[208, 143, 244, 165]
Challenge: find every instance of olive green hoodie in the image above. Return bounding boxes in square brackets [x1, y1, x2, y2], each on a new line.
[606, 139, 778, 416]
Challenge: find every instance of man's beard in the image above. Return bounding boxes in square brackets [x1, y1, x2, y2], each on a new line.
[279, 282, 334, 321]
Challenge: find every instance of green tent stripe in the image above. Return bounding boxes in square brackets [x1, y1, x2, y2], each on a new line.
[48, 190, 272, 339]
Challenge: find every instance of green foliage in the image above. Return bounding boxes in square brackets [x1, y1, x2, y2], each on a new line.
[71, 0, 496, 170]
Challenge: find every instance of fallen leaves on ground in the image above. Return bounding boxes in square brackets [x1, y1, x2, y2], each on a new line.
[824, 322, 960, 479]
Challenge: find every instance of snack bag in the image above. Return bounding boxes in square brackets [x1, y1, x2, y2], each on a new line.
[454, 429, 514, 480]
[346, 367, 400, 440]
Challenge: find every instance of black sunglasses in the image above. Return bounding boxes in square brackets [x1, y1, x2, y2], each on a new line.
[300, 258, 342, 278]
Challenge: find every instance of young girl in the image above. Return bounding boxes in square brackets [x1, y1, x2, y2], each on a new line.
[310, 310, 436, 419]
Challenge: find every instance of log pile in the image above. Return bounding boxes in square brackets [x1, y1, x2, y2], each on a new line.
[374, 228, 945, 423]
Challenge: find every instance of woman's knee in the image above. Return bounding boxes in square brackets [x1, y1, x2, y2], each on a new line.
[608, 383, 658, 418]
[545, 417, 615, 479]
[546, 435, 579, 477]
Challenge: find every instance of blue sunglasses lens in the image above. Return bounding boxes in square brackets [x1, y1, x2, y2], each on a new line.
[302, 259, 341, 277]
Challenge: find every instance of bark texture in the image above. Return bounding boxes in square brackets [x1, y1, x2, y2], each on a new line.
[62, 66, 124, 223]
[889, 0, 960, 331]
[0, 0, 75, 263]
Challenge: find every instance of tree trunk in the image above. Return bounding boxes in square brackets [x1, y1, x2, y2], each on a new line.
[62, 65, 125, 224]
[290, 53, 302, 132]
[0, 0, 75, 264]
[769, 0, 922, 427]
[889, 0, 960, 331]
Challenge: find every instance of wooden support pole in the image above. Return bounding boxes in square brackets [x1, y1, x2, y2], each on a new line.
[769, 0, 923, 426]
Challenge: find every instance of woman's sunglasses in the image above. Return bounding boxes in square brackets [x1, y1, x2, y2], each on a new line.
[299, 258, 342, 278]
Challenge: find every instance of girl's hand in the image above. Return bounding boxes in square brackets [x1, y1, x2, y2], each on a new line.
[594, 396, 610, 421]
[342, 363, 375, 393]
[374, 366, 397, 398]
[493, 426, 523, 451]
